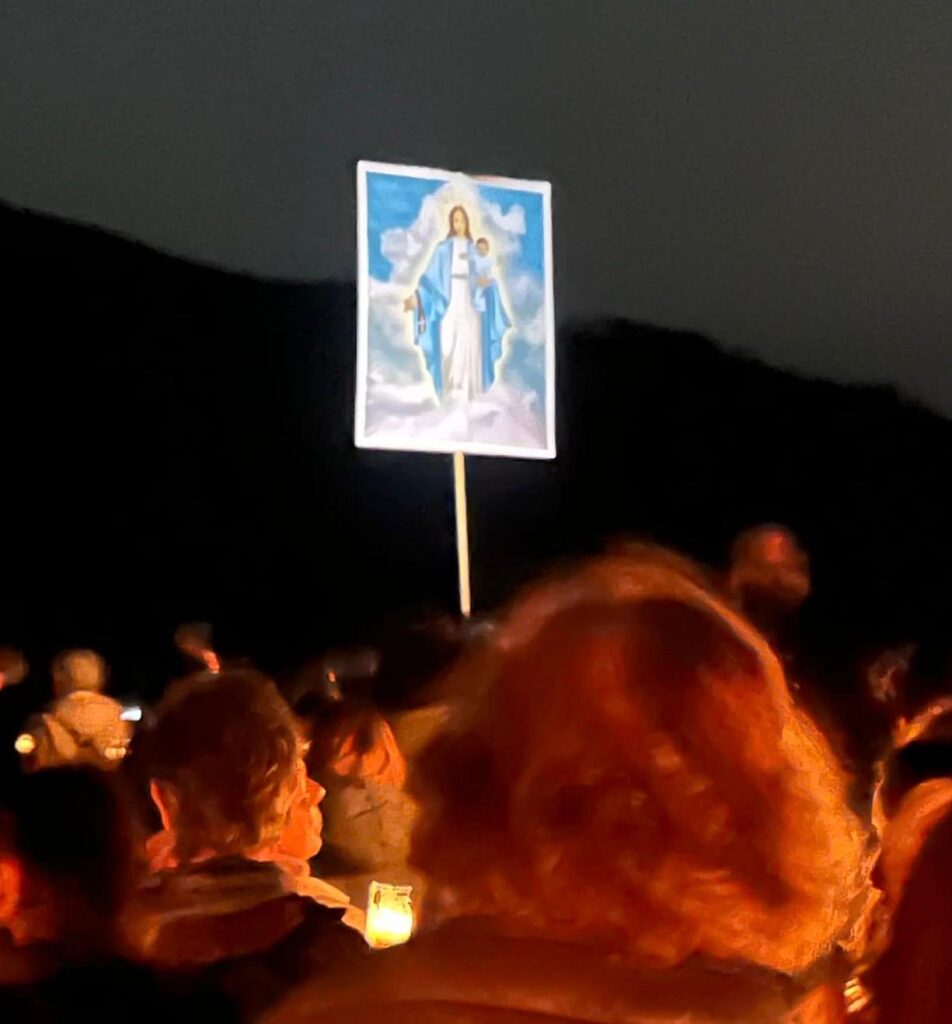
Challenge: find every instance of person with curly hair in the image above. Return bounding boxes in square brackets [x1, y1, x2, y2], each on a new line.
[267, 549, 871, 1024]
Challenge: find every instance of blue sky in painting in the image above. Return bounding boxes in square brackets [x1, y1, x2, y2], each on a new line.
[366, 172, 545, 282]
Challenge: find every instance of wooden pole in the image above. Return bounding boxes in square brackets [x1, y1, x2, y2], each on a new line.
[452, 451, 472, 618]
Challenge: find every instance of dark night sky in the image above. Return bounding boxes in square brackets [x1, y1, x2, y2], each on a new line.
[3, 2, 952, 412]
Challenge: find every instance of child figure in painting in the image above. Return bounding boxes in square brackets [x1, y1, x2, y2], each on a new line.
[471, 235, 511, 392]
[471, 237, 495, 314]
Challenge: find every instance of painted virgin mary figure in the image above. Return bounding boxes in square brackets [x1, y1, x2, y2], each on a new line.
[404, 205, 511, 400]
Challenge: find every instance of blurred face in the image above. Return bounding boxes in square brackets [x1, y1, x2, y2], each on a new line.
[278, 756, 325, 861]
[477, 240, 488, 255]
[149, 750, 324, 866]
[452, 208, 467, 236]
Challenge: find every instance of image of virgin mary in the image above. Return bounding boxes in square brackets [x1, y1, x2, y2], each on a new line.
[405, 204, 511, 400]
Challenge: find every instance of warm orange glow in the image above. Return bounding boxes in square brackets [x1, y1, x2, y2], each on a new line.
[844, 975, 873, 1015]
[879, 777, 952, 906]
[333, 718, 407, 788]
[14, 733, 36, 755]
[870, 696, 952, 841]
[894, 697, 952, 748]
[364, 881, 414, 949]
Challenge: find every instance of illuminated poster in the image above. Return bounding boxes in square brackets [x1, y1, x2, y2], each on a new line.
[356, 160, 555, 459]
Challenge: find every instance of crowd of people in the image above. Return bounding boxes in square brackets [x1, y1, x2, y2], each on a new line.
[1, 530, 952, 1021]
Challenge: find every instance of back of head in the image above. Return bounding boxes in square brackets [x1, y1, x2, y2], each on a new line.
[0, 767, 134, 952]
[872, 808, 952, 1024]
[51, 649, 106, 698]
[412, 550, 867, 974]
[307, 699, 406, 790]
[728, 524, 811, 613]
[0, 647, 28, 689]
[146, 669, 301, 862]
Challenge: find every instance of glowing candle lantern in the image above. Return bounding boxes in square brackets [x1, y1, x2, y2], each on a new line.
[14, 733, 36, 755]
[365, 881, 414, 949]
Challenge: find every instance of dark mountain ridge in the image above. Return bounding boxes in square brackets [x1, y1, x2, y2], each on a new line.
[3, 200, 950, 699]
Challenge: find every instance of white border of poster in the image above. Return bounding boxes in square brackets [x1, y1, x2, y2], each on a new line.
[355, 160, 555, 460]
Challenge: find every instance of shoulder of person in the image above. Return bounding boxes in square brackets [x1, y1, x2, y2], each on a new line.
[249, 896, 368, 985]
[299, 898, 368, 953]
[276, 860, 366, 932]
[263, 928, 801, 1024]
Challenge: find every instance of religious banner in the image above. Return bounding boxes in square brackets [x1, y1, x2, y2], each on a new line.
[355, 160, 555, 459]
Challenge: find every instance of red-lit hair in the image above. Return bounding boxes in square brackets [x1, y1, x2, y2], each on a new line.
[411, 551, 869, 973]
[308, 699, 407, 789]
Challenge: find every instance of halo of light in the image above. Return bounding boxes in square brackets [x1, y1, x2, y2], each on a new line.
[14, 733, 36, 755]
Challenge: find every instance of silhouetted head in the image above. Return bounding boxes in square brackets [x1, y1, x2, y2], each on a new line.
[173, 622, 219, 674]
[51, 649, 106, 699]
[0, 767, 135, 952]
[0, 647, 28, 689]
[307, 699, 406, 790]
[728, 525, 811, 611]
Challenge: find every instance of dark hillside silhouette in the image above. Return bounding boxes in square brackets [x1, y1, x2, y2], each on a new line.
[3, 201, 951, 710]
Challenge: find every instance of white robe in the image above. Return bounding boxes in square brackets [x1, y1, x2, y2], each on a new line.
[440, 237, 483, 401]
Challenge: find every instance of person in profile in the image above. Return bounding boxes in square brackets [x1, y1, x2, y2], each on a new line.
[122, 670, 365, 1021]
[266, 550, 870, 1024]
[306, 698, 415, 885]
[404, 206, 510, 401]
